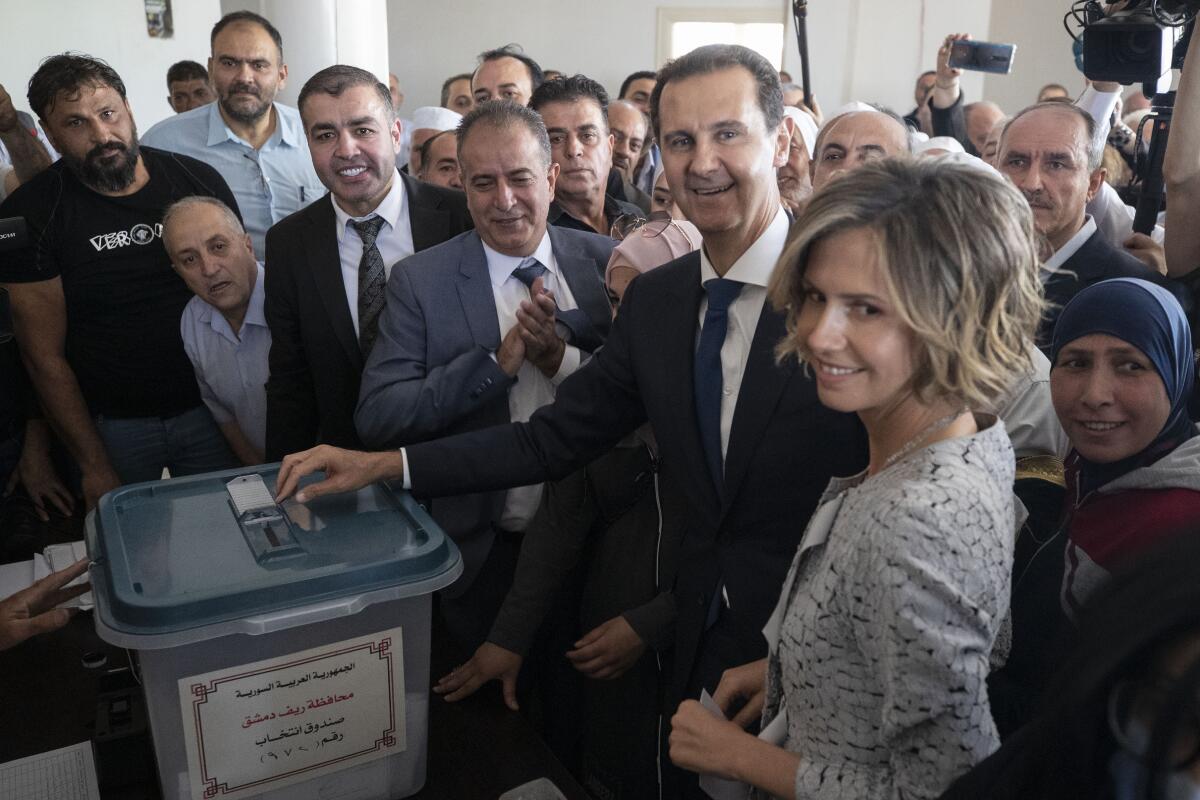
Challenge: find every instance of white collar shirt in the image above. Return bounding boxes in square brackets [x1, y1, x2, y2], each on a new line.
[481, 231, 583, 530]
[1042, 215, 1097, 282]
[179, 263, 271, 454]
[698, 206, 790, 462]
[332, 171, 414, 333]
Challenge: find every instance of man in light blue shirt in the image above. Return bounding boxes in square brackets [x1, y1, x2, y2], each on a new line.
[141, 11, 324, 258]
[163, 196, 270, 466]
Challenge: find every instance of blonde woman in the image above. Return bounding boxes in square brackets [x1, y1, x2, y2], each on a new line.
[669, 157, 1044, 799]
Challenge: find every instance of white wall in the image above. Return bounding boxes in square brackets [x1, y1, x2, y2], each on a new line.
[834, 0, 991, 115]
[986, 0, 1084, 116]
[0, 0, 1073, 133]
[0, 0, 221, 130]
[225, 0, 391, 106]
[388, 0, 992, 116]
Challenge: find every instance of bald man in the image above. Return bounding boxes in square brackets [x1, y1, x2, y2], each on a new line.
[810, 109, 911, 192]
[606, 98, 652, 212]
[964, 101, 1005, 156]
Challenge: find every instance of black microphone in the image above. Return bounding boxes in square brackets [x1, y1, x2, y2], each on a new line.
[792, 0, 813, 108]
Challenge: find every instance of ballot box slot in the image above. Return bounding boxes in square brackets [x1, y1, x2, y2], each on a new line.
[226, 475, 306, 565]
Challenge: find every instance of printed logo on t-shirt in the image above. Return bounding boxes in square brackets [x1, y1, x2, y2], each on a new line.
[90, 223, 163, 252]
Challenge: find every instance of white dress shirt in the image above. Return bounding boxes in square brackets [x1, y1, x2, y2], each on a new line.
[331, 170, 415, 332]
[697, 206, 790, 462]
[1042, 214, 1098, 282]
[400, 231, 585, 532]
[482, 232, 583, 529]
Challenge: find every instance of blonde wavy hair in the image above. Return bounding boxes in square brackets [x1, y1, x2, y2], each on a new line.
[769, 156, 1045, 412]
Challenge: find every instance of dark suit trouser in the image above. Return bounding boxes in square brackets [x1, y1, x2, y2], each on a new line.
[664, 611, 764, 800]
[438, 535, 522, 654]
[438, 534, 587, 774]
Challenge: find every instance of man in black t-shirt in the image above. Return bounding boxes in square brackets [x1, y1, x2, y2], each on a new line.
[0, 54, 241, 509]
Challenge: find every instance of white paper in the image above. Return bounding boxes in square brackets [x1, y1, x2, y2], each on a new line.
[36, 542, 92, 609]
[178, 626, 406, 800]
[697, 690, 751, 800]
[0, 559, 34, 601]
[0, 741, 101, 800]
[759, 709, 788, 746]
[1, 542, 92, 611]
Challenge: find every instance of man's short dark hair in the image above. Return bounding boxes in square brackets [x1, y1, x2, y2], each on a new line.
[649, 45, 783, 138]
[619, 71, 656, 99]
[419, 129, 454, 174]
[211, 11, 283, 59]
[297, 65, 393, 121]
[167, 60, 208, 88]
[440, 72, 472, 107]
[28, 53, 126, 119]
[457, 100, 550, 170]
[529, 74, 609, 130]
[475, 45, 544, 92]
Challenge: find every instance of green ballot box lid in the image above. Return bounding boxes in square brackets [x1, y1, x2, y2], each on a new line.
[87, 465, 461, 648]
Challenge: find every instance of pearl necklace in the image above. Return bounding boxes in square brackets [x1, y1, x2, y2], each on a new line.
[880, 409, 969, 472]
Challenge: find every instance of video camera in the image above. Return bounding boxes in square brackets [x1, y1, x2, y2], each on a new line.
[1078, 0, 1198, 85]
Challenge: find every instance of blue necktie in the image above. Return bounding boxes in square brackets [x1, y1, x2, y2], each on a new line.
[511, 257, 602, 353]
[694, 278, 744, 492]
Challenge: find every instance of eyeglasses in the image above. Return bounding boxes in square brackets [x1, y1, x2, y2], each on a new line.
[609, 210, 678, 241]
[1108, 676, 1200, 768]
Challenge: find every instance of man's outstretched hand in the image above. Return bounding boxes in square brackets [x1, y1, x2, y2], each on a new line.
[0, 557, 90, 652]
[274, 445, 405, 503]
[434, 642, 523, 710]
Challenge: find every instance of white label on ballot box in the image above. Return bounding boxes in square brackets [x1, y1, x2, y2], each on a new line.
[177, 627, 406, 799]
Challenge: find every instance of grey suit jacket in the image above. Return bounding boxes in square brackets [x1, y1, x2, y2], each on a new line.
[355, 225, 614, 592]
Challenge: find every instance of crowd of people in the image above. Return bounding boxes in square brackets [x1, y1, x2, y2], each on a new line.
[3, 7, 1200, 799]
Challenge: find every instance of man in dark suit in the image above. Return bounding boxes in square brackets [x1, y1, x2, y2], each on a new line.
[275, 45, 866, 791]
[997, 101, 1182, 348]
[355, 100, 614, 649]
[527, 76, 643, 238]
[264, 66, 473, 460]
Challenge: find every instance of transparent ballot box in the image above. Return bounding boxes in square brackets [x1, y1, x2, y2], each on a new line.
[86, 466, 462, 800]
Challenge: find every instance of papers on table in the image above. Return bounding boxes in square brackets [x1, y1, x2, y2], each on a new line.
[0, 741, 101, 800]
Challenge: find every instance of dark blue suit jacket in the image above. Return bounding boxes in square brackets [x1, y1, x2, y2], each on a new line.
[401, 248, 868, 707]
[1039, 228, 1189, 350]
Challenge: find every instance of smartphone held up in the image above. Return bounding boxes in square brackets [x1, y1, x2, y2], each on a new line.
[948, 40, 1018, 74]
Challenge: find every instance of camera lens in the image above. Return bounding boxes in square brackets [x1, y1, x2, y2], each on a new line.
[1120, 30, 1157, 60]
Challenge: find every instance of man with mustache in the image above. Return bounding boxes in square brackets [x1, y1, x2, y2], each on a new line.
[997, 102, 1179, 349]
[141, 11, 325, 259]
[0, 54, 242, 509]
[530, 75, 640, 238]
[261, 65, 472, 461]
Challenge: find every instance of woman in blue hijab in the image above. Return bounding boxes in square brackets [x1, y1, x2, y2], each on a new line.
[1048, 277, 1200, 618]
